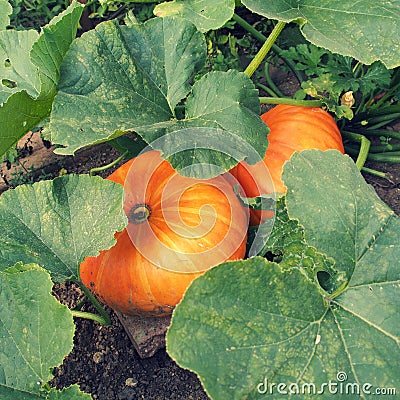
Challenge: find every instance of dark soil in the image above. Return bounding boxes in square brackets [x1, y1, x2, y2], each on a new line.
[51, 282, 209, 400]
[363, 162, 400, 212]
[2, 129, 400, 400]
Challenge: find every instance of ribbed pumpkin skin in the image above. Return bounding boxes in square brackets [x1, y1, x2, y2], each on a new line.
[80, 151, 248, 316]
[231, 105, 344, 224]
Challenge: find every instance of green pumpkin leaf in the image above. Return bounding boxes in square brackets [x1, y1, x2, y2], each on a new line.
[0, 263, 75, 398]
[0, 0, 12, 30]
[0, 2, 83, 158]
[167, 150, 399, 399]
[167, 258, 329, 399]
[255, 197, 344, 293]
[49, 17, 268, 178]
[49, 16, 205, 155]
[0, 174, 127, 282]
[138, 70, 269, 178]
[154, 0, 235, 32]
[242, 0, 400, 68]
[284, 150, 397, 292]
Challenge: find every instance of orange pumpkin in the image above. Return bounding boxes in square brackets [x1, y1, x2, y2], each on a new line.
[231, 105, 344, 224]
[80, 150, 248, 316]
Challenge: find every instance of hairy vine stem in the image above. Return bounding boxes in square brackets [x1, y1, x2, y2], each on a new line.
[244, 21, 286, 78]
[232, 14, 303, 84]
[89, 150, 128, 176]
[259, 97, 323, 107]
[341, 131, 370, 170]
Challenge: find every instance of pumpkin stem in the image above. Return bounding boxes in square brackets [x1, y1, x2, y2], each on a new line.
[129, 203, 151, 224]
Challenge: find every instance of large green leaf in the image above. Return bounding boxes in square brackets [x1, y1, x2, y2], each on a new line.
[0, 263, 75, 399]
[49, 17, 268, 178]
[0, 2, 83, 157]
[136, 70, 269, 178]
[255, 197, 345, 293]
[167, 150, 399, 399]
[49, 16, 205, 155]
[242, 0, 400, 68]
[284, 150, 397, 291]
[0, 174, 127, 282]
[154, 0, 235, 32]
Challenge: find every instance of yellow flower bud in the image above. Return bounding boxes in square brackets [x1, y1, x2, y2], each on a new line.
[341, 91, 355, 107]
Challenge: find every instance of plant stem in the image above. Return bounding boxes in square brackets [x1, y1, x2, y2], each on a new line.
[263, 63, 285, 98]
[106, 4, 128, 21]
[256, 83, 279, 97]
[232, 13, 267, 43]
[232, 14, 303, 83]
[348, 128, 400, 140]
[244, 20, 286, 78]
[259, 97, 323, 107]
[89, 150, 128, 176]
[70, 309, 110, 324]
[361, 166, 389, 180]
[365, 153, 400, 163]
[75, 279, 111, 325]
[342, 131, 370, 170]
[367, 142, 400, 153]
[374, 81, 400, 108]
[346, 146, 400, 163]
[366, 150, 400, 156]
[359, 113, 400, 130]
[351, 104, 400, 125]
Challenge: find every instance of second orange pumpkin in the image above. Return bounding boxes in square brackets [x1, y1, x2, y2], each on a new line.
[231, 105, 345, 224]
